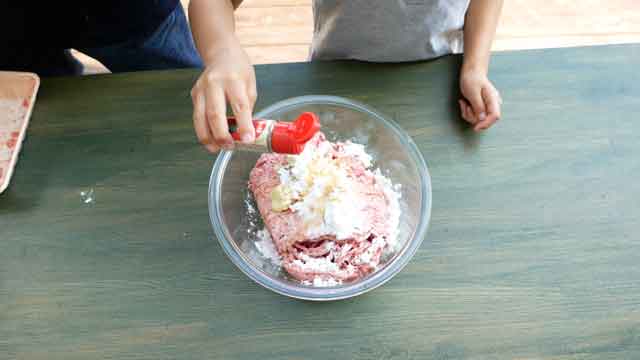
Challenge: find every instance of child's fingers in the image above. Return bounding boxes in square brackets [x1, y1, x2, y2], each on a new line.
[484, 86, 502, 120]
[474, 86, 502, 131]
[201, 118, 220, 153]
[192, 92, 219, 153]
[459, 99, 475, 124]
[206, 85, 234, 150]
[465, 103, 477, 123]
[247, 71, 258, 107]
[458, 99, 467, 120]
[226, 82, 255, 143]
[465, 88, 487, 123]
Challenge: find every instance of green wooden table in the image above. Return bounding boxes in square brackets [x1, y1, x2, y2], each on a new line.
[2, 44, 640, 359]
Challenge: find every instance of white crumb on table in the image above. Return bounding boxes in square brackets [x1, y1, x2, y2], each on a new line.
[254, 229, 282, 266]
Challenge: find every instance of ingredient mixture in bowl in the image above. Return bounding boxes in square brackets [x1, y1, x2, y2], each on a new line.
[249, 132, 401, 286]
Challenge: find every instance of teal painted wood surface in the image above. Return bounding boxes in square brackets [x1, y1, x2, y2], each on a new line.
[2, 44, 640, 359]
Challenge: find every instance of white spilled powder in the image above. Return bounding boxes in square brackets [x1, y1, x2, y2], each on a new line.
[245, 195, 257, 216]
[374, 169, 402, 248]
[293, 253, 339, 273]
[339, 243, 353, 258]
[278, 140, 369, 240]
[303, 277, 342, 287]
[341, 141, 372, 167]
[325, 242, 335, 251]
[79, 188, 95, 204]
[245, 192, 260, 232]
[355, 236, 387, 266]
[321, 188, 366, 240]
[254, 229, 282, 266]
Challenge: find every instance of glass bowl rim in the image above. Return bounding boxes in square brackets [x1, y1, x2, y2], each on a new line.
[209, 95, 432, 301]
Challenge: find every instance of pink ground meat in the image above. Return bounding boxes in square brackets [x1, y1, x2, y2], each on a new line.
[248, 133, 395, 284]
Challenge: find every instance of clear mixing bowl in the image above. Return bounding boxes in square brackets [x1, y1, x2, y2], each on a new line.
[209, 95, 431, 301]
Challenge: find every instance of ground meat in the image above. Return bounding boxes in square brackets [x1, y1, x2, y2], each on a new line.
[248, 133, 397, 285]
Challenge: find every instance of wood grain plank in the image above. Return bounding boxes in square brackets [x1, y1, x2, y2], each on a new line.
[244, 44, 309, 64]
[499, 0, 640, 36]
[240, 0, 311, 7]
[493, 34, 640, 52]
[235, 7, 312, 46]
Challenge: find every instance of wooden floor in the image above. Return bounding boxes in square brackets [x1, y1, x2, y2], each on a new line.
[77, 0, 640, 73]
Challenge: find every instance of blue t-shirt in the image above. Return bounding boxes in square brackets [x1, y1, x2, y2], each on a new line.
[2, 1, 179, 50]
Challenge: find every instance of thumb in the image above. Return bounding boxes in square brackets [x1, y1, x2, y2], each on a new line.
[465, 88, 487, 122]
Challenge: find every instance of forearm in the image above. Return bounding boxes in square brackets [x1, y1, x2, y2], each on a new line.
[188, 0, 242, 65]
[462, 0, 503, 74]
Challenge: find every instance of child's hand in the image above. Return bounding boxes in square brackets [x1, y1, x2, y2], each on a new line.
[459, 68, 502, 132]
[191, 39, 257, 153]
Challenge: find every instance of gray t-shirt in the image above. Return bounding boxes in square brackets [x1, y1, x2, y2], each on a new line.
[310, 0, 470, 62]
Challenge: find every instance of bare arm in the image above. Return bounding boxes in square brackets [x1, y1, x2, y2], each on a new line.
[189, 0, 238, 63]
[462, 0, 503, 74]
[458, 0, 504, 131]
[189, 0, 257, 153]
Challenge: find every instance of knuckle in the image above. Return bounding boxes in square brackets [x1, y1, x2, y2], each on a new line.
[197, 136, 211, 145]
[205, 71, 224, 83]
[228, 73, 242, 81]
[238, 124, 254, 133]
[213, 72, 239, 83]
[190, 87, 201, 100]
[232, 101, 251, 113]
[213, 133, 230, 144]
[205, 110, 220, 121]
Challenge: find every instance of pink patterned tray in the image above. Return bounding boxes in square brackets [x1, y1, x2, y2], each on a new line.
[0, 72, 40, 193]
